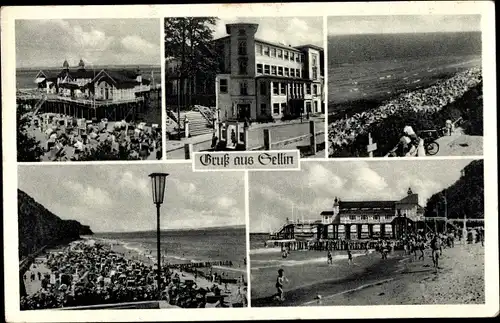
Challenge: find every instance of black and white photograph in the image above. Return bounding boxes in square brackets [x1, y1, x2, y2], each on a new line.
[327, 15, 483, 158]
[16, 19, 163, 162]
[249, 159, 484, 306]
[18, 164, 248, 309]
[165, 17, 326, 159]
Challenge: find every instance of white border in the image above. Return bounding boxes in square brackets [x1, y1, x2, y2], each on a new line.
[2, 2, 498, 321]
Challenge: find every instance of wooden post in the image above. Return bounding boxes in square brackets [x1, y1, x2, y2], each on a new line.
[367, 133, 377, 157]
[309, 120, 316, 156]
[263, 129, 271, 150]
[243, 126, 249, 150]
[184, 143, 192, 160]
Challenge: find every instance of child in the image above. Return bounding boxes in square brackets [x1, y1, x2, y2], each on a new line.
[347, 249, 353, 265]
[275, 269, 288, 301]
[327, 250, 333, 265]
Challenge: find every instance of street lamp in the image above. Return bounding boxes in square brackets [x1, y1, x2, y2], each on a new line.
[149, 172, 169, 299]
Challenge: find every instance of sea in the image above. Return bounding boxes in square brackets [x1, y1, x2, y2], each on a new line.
[92, 226, 246, 267]
[16, 65, 161, 90]
[328, 32, 482, 112]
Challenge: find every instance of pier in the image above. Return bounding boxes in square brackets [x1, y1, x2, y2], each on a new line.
[17, 87, 161, 122]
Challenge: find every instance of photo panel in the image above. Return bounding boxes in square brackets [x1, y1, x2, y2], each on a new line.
[165, 17, 326, 159]
[327, 15, 483, 158]
[17, 163, 248, 309]
[16, 18, 163, 162]
[249, 159, 484, 307]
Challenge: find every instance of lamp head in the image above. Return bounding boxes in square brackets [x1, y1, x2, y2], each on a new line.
[149, 172, 169, 205]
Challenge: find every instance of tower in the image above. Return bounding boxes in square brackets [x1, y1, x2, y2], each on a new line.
[407, 187, 413, 195]
[333, 197, 340, 216]
[63, 59, 69, 71]
[78, 59, 85, 70]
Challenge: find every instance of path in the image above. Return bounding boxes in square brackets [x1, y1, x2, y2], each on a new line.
[434, 127, 483, 156]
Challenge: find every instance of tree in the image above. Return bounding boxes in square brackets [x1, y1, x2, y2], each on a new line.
[164, 17, 219, 113]
[17, 106, 44, 162]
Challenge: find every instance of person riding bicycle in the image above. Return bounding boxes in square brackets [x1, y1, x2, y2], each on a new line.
[390, 126, 426, 157]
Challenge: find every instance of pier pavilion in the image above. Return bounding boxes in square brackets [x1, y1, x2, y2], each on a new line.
[269, 188, 427, 245]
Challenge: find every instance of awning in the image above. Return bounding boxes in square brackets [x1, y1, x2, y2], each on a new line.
[35, 77, 45, 83]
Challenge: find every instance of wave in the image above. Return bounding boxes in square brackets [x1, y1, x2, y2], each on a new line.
[250, 248, 282, 255]
[251, 252, 371, 270]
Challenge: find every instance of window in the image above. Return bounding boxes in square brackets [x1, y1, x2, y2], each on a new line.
[238, 29, 246, 36]
[290, 69, 295, 77]
[277, 49, 283, 58]
[296, 54, 300, 62]
[257, 64, 263, 74]
[296, 69, 301, 78]
[314, 84, 319, 95]
[373, 215, 379, 221]
[306, 84, 311, 94]
[263, 46, 269, 56]
[278, 66, 283, 76]
[349, 215, 356, 220]
[312, 55, 318, 66]
[306, 101, 312, 113]
[238, 41, 247, 55]
[238, 59, 248, 75]
[256, 44, 262, 55]
[270, 48, 276, 57]
[312, 68, 318, 80]
[260, 103, 267, 115]
[281, 103, 286, 114]
[260, 82, 267, 95]
[314, 101, 319, 112]
[280, 82, 286, 95]
[284, 68, 289, 77]
[240, 82, 248, 95]
[219, 79, 228, 93]
[361, 215, 368, 221]
[273, 103, 280, 114]
[385, 215, 392, 220]
[272, 82, 279, 95]
[284, 51, 289, 60]
[290, 52, 295, 61]
[271, 66, 277, 76]
[301, 54, 305, 62]
[264, 65, 270, 74]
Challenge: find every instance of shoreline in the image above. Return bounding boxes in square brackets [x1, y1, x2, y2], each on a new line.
[251, 242, 484, 307]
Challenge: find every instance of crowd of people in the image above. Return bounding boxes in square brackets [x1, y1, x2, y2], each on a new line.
[328, 68, 482, 155]
[21, 112, 162, 161]
[20, 241, 247, 310]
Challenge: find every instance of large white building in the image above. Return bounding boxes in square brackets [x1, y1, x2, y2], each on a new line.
[214, 23, 325, 122]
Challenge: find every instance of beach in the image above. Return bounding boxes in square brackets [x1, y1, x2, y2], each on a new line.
[250, 241, 484, 307]
[22, 232, 248, 309]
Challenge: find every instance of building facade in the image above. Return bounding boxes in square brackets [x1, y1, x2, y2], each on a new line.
[35, 60, 151, 102]
[215, 23, 325, 122]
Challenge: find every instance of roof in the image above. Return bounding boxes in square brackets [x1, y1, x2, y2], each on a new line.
[255, 38, 302, 52]
[57, 69, 95, 79]
[92, 69, 142, 88]
[339, 201, 395, 210]
[396, 194, 419, 205]
[35, 70, 57, 79]
[225, 23, 259, 35]
[294, 44, 324, 52]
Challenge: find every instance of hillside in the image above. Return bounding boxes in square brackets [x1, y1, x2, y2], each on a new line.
[18, 189, 93, 259]
[424, 160, 484, 219]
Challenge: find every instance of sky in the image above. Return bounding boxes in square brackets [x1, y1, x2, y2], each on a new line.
[18, 164, 245, 233]
[327, 15, 481, 35]
[212, 17, 323, 47]
[16, 19, 161, 69]
[249, 159, 477, 233]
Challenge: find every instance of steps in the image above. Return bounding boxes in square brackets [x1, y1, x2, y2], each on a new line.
[185, 110, 213, 137]
[31, 95, 47, 116]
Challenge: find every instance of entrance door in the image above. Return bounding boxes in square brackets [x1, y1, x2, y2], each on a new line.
[237, 104, 250, 121]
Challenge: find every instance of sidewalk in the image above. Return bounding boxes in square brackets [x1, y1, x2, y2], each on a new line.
[166, 115, 326, 158]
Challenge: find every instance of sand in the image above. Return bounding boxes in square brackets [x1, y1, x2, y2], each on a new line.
[306, 242, 484, 306]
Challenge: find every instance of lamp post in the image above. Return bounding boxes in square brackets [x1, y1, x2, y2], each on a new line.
[149, 172, 169, 299]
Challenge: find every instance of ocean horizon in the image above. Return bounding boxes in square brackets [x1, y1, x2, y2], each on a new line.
[327, 31, 482, 108]
[92, 225, 246, 267]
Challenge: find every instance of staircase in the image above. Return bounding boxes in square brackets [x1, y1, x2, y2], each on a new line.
[31, 95, 47, 116]
[194, 105, 216, 124]
[185, 110, 213, 137]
